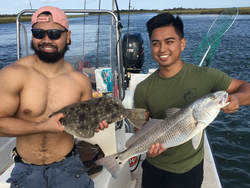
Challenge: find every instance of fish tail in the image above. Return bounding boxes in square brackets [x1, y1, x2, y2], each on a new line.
[125, 108, 146, 129]
[95, 153, 126, 178]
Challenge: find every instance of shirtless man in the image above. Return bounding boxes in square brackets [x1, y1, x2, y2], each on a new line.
[0, 6, 107, 188]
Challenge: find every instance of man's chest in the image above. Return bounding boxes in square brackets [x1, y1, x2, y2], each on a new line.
[17, 80, 82, 119]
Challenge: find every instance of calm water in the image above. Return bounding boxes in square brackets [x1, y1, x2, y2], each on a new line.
[0, 13, 250, 187]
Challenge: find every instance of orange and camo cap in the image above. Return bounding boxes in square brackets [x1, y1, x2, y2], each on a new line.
[31, 6, 69, 30]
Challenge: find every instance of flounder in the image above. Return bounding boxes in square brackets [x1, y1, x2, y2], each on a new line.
[49, 96, 146, 138]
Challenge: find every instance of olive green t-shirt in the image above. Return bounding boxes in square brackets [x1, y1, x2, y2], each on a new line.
[134, 62, 232, 173]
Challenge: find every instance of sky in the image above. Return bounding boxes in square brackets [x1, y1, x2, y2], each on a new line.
[0, 0, 249, 15]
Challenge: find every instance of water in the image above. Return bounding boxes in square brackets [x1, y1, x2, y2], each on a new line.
[1, 13, 250, 187]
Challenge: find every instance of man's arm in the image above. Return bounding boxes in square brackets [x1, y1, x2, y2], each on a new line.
[0, 114, 64, 137]
[223, 78, 250, 113]
[0, 65, 64, 137]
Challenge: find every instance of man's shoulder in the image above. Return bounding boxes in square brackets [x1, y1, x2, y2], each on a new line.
[8, 54, 38, 69]
[0, 57, 31, 77]
[184, 62, 201, 70]
[184, 62, 220, 74]
[184, 62, 221, 70]
[138, 69, 158, 85]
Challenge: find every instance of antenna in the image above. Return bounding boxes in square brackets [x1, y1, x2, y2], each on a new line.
[29, 0, 33, 9]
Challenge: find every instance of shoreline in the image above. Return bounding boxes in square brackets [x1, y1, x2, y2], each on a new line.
[1, 7, 249, 24]
[0, 14, 86, 24]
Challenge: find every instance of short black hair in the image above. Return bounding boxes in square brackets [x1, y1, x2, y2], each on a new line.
[146, 13, 184, 40]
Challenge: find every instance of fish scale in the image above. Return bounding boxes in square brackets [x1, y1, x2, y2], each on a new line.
[122, 111, 196, 158]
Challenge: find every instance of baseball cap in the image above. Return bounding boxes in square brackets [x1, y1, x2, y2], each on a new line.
[31, 6, 69, 30]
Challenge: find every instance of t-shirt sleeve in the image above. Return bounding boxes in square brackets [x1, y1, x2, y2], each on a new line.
[207, 67, 232, 91]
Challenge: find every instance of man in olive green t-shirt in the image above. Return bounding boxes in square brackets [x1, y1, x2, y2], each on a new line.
[134, 13, 250, 188]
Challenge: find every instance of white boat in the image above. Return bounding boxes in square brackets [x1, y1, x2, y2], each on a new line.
[0, 8, 222, 188]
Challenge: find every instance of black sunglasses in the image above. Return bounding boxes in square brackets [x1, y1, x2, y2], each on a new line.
[31, 29, 67, 40]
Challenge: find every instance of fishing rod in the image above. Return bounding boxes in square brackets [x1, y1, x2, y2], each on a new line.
[96, 0, 101, 68]
[82, 0, 86, 64]
[126, 0, 131, 37]
[114, 0, 125, 101]
[75, 0, 88, 71]
[125, 0, 131, 74]
[114, 0, 123, 29]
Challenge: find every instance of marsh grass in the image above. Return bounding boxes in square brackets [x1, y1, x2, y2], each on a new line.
[159, 7, 250, 15]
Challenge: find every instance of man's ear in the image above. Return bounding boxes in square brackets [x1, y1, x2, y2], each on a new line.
[181, 37, 186, 52]
[67, 31, 71, 45]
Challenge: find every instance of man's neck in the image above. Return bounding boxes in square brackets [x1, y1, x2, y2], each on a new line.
[33, 55, 66, 77]
[158, 61, 184, 78]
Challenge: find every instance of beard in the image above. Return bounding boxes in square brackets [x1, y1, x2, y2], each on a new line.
[31, 41, 69, 64]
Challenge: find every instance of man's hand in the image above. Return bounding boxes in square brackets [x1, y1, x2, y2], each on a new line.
[146, 143, 167, 158]
[222, 94, 239, 114]
[41, 113, 65, 134]
[95, 120, 109, 133]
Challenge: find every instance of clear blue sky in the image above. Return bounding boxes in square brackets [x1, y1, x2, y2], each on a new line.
[0, 0, 249, 15]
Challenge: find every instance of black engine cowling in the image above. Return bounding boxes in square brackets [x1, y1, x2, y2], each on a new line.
[122, 32, 144, 73]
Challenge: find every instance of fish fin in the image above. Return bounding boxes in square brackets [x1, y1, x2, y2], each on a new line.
[95, 152, 126, 179]
[125, 108, 146, 129]
[64, 127, 96, 139]
[165, 108, 181, 119]
[125, 119, 163, 148]
[192, 131, 203, 150]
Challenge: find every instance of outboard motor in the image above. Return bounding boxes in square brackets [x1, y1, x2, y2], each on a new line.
[122, 32, 144, 73]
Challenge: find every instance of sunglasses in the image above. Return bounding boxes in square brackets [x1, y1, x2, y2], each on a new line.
[31, 29, 67, 40]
